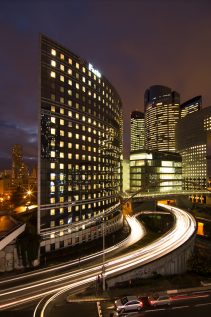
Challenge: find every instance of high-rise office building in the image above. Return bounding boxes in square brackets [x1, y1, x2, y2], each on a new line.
[176, 106, 211, 190]
[180, 96, 202, 119]
[11, 144, 29, 188]
[130, 111, 145, 151]
[12, 144, 23, 180]
[39, 35, 123, 250]
[144, 85, 180, 152]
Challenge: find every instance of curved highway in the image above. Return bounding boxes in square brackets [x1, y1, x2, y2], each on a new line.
[0, 215, 145, 310]
[0, 204, 196, 315]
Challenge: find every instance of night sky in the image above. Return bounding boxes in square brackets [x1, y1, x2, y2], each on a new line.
[1, 0, 211, 169]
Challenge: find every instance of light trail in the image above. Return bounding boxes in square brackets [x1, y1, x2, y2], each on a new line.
[0, 215, 145, 309]
[36, 204, 196, 317]
[0, 215, 145, 287]
[0, 205, 196, 315]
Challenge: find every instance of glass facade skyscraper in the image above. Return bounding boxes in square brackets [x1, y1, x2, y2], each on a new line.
[39, 35, 123, 242]
[144, 85, 180, 152]
[130, 111, 145, 151]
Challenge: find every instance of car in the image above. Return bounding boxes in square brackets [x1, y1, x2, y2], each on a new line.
[115, 296, 143, 313]
[148, 295, 171, 307]
[138, 296, 151, 308]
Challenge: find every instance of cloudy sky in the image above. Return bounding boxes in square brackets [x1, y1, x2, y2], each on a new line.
[0, 0, 211, 168]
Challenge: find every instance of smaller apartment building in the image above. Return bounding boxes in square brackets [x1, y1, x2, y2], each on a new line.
[130, 150, 182, 193]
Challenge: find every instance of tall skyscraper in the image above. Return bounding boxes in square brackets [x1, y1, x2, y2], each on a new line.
[39, 35, 123, 249]
[12, 144, 23, 180]
[144, 85, 180, 152]
[11, 144, 29, 188]
[130, 111, 145, 151]
[176, 106, 211, 191]
[180, 96, 202, 119]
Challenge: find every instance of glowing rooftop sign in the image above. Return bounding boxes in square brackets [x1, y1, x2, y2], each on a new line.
[88, 63, 101, 78]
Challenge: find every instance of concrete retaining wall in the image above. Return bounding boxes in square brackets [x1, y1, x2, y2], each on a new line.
[107, 233, 196, 288]
[0, 242, 23, 272]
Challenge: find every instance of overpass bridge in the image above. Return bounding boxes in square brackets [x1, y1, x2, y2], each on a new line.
[125, 189, 211, 201]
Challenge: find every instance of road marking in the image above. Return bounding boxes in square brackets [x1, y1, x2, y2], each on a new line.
[195, 302, 211, 307]
[172, 306, 189, 309]
[145, 308, 166, 312]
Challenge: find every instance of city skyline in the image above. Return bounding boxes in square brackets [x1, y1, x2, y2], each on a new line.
[1, 0, 211, 168]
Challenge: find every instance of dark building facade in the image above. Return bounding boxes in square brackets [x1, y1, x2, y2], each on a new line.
[39, 35, 123, 240]
[180, 96, 202, 119]
[144, 85, 180, 152]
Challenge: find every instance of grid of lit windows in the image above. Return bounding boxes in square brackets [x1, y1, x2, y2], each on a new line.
[180, 96, 201, 119]
[130, 111, 145, 151]
[129, 151, 182, 192]
[40, 35, 123, 232]
[144, 86, 180, 152]
[176, 107, 211, 190]
[181, 145, 206, 190]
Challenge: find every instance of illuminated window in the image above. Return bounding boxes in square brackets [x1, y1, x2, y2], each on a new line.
[51, 151, 55, 158]
[68, 80, 72, 86]
[60, 163, 64, 169]
[51, 117, 56, 123]
[50, 173, 56, 180]
[60, 130, 64, 136]
[68, 58, 72, 64]
[51, 128, 56, 135]
[60, 75, 64, 82]
[51, 49, 56, 56]
[50, 221, 55, 227]
[60, 64, 64, 71]
[76, 83, 80, 89]
[76, 62, 79, 69]
[60, 119, 64, 125]
[60, 196, 64, 202]
[50, 71, 56, 78]
[60, 219, 64, 225]
[50, 209, 55, 216]
[51, 105, 55, 112]
[60, 53, 64, 60]
[68, 132, 72, 138]
[51, 163, 55, 169]
[51, 60, 56, 67]
[60, 152, 64, 158]
[68, 69, 72, 75]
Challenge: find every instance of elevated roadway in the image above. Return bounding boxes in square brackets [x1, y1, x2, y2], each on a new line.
[0, 203, 195, 314]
